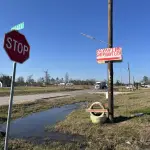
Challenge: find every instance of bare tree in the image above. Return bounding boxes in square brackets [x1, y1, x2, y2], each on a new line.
[65, 72, 69, 84]
[44, 70, 50, 86]
[143, 76, 149, 84]
[60, 78, 64, 83]
[37, 77, 44, 86]
[16, 76, 25, 86]
[56, 77, 59, 84]
[50, 78, 55, 85]
[26, 75, 34, 86]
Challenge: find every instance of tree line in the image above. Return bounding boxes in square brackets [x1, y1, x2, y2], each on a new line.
[141, 76, 150, 84]
[114, 76, 150, 86]
[4, 71, 148, 87]
[0, 72, 96, 87]
[1, 72, 148, 87]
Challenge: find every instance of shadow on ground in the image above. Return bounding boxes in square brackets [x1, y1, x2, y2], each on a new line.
[0, 117, 7, 123]
[0, 117, 7, 137]
[145, 113, 150, 115]
[106, 115, 134, 124]
[114, 116, 133, 123]
[106, 113, 148, 124]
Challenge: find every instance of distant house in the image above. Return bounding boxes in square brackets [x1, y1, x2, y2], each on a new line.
[0, 81, 2, 88]
[140, 82, 146, 87]
[58, 83, 65, 86]
[66, 83, 74, 86]
[0, 75, 11, 87]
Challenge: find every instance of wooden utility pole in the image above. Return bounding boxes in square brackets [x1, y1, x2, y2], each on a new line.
[108, 0, 114, 122]
[128, 62, 130, 86]
[44, 70, 49, 86]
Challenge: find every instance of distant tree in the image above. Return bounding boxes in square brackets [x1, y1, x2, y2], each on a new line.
[143, 76, 149, 84]
[55, 77, 59, 84]
[50, 78, 55, 85]
[86, 79, 95, 85]
[38, 77, 44, 83]
[0, 74, 11, 87]
[26, 75, 35, 86]
[37, 77, 44, 86]
[60, 78, 64, 83]
[88, 79, 96, 85]
[68, 79, 95, 85]
[115, 80, 121, 86]
[44, 70, 50, 86]
[65, 72, 69, 84]
[16, 76, 25, 86]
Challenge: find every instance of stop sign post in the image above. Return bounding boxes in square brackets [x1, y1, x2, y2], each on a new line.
[3, 30, 30, 150]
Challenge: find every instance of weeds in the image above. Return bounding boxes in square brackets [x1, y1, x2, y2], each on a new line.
[1, 90, 150, 149]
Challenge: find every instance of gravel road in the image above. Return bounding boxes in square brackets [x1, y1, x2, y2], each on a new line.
[0, 90, 131, 106]
[0, 90, 92, 106]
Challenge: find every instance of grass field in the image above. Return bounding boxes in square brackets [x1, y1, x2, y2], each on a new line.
[51, 90, 150, 150]
[0, 85, 136, 97]
[0, 90, 150, 149]
[0, 85, 91, 97]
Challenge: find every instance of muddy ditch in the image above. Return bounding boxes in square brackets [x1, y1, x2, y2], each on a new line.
[0, 102, 87, 139]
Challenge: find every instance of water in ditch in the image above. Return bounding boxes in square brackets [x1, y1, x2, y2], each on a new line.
[0, 102, 87, 138]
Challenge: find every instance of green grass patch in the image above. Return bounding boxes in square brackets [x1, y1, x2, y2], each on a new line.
[130, 107, 150, 114]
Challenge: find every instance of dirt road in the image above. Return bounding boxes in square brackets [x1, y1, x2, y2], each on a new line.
[0, 90, 131, 106]
[0, 90, 92, 106]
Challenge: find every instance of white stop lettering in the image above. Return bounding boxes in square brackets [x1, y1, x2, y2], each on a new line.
[17, 43, 23, 54]
[6, 37, 28, 55]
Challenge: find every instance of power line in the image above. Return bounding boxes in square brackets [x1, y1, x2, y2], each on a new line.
[80, 33, 111, 46]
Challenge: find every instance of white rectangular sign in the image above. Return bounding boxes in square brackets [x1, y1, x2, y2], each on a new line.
[96, 47, 122, 63]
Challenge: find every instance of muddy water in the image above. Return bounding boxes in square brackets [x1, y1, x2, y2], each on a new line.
[0, 102, 87, 138]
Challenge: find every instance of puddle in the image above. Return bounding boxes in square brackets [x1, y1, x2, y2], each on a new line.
[0, 102, 87, 138]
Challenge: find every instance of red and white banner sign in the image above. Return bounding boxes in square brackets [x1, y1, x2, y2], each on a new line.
[96, 47, 122, 63]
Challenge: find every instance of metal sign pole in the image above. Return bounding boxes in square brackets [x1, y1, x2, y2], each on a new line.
[4, 62, 17, 150]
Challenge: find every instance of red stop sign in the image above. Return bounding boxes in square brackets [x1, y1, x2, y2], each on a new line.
[3, 30, 30, 64]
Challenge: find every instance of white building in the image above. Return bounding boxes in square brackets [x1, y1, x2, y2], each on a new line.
[58, 83, 65, 86]
[0, 82, 3, 88]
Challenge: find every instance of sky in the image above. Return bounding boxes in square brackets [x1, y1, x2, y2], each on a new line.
[0, 0, 150, 83]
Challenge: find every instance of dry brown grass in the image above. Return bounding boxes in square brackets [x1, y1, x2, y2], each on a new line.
[1, 90, 150, 149]
[0, 85, 90, 96]
[51, 90, 150, 150]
